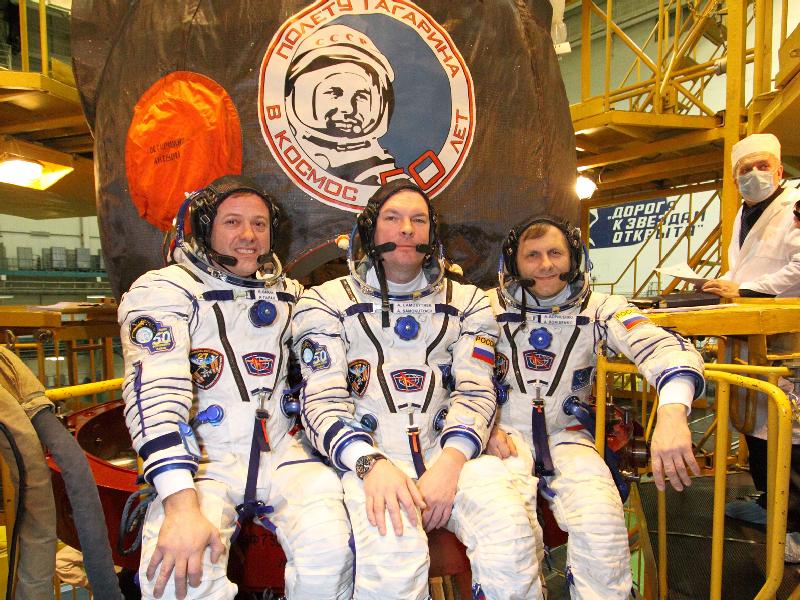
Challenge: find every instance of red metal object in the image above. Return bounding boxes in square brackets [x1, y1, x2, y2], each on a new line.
[45, 400, 287, 591]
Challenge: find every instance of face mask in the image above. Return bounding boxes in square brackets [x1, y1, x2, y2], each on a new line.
[737, 169, 777, 203]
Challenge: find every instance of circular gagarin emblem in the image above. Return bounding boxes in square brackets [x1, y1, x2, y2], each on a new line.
[258, 0, 475, 211]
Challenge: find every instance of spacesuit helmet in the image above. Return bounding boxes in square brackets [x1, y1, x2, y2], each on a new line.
[170, 175, 284, 287]
[285, 24, 395, 149]
[349, 178, 445, 302]
[498, 214, 591, 312]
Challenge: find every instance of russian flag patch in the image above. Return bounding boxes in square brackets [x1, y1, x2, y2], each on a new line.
[614, 308, 650, 330]
[472, 335, 496, 365]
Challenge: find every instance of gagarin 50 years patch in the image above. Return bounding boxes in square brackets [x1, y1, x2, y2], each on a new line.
[129, 316, 175, 354]
[301, 339, 331, 371]
[258, 0, 475, 211]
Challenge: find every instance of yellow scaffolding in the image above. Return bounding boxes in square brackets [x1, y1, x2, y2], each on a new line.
[573, 0, 799, 292]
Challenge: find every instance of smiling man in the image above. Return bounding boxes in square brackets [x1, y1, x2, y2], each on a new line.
[487, 215, 705, 599]
[285, 24, 397, 184]
[118, 175, 353, 600]
[293, 179, 542, 599]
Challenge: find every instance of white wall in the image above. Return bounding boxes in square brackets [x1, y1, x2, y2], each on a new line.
[0, 214, 101, 261]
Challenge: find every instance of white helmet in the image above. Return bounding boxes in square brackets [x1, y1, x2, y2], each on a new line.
[285, 24, 395, 152]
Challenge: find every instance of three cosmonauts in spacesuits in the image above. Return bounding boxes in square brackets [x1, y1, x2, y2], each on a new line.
[119, 176, 353, 600]
[121, 173, 705, 600]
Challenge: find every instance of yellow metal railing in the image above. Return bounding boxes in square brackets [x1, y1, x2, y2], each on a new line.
[596, 354, 794, 599]
[16, 0, 51, 75]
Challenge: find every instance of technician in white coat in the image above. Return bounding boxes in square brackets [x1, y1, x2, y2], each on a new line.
[703, 133, 800, 298]
[703, 134, 800, 562]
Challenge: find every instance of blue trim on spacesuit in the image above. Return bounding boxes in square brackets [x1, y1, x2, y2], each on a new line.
[133, 361, 145, 437]
[440, 427, 481, 459]
[345, 303, 374, 316]
[275, 458, 325, 471]
[323, 420, 346, 454]
[332, 431, 375, 470]
[143, 458, 199, 485]
[139, 432, 183, 461]
[656, 367, 705, 400]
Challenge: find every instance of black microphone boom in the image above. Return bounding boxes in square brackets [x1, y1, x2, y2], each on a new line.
[372, 242, 397, 255]
[207, 249, 237, 267]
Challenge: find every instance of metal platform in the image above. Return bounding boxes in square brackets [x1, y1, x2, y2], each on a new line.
[638, 473, 800, 599]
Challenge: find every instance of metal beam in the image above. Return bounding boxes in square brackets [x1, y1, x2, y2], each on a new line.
[587, 180, 722, 208]
[573, 110, 720, 135]
[47, 140, 95, 154]
[0, 114, 88, 135]
[0, 90, 38, 103]
[598, 150, 722, 189]
[0, 71, 81, 104]
[606, 123, 657, 142]
[577, 128, 726, 170]
[718, 0, 747, 280]
[575, 134, 605, 154]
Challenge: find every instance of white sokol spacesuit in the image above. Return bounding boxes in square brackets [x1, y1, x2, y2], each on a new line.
[119, 177, 352, 600]
[489, 218, 705, 600]
[292, 181, 542, 600]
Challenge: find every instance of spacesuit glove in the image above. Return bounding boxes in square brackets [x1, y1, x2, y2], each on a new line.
[147, 489, 224, 599]
[486, 425, 518, 459]
[650, 404, 700, 492]
[364, 459, 427, 536]
[418, 447, 467, 531]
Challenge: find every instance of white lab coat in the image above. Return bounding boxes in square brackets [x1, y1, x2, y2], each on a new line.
[723, 186, 800, 297]
[723, 186, 800, 440]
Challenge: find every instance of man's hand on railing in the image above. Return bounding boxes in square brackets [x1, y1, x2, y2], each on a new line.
[650, 403, 701, 492]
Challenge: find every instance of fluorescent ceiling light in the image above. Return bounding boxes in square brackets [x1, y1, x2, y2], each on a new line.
[0, 155, 73, 190]
[0, 158, 43, 187]
[0, 137, 77, 190]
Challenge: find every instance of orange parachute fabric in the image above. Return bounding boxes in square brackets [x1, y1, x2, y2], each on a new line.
[125, 71, 242, 231]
